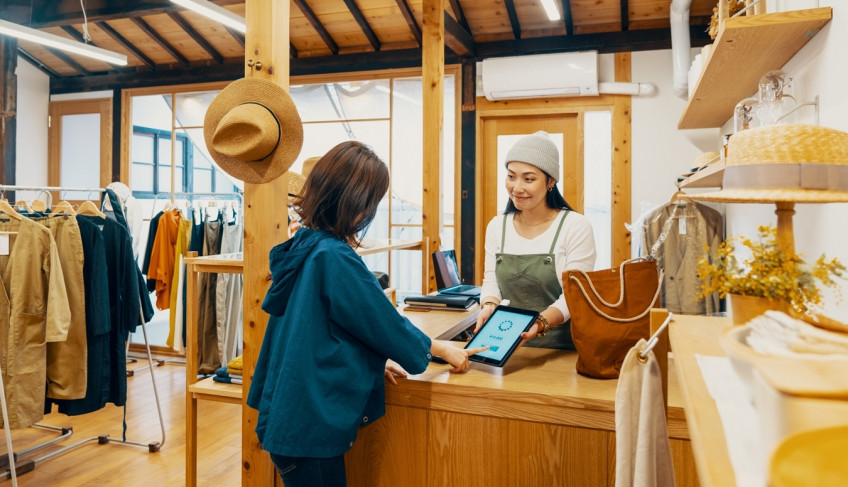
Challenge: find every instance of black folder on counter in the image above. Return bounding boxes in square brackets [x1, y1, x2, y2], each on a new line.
[403, 294, 477, 310]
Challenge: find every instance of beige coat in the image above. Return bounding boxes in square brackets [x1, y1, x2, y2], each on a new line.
[642, 202, 722, 315]
[0, 217, 71, 429]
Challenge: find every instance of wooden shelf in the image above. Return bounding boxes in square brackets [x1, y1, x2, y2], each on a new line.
[188, 376, 242, 403]
[355, 238, 424, 256]
[678, 161, 725, 189]
[678, 7, 832, 129]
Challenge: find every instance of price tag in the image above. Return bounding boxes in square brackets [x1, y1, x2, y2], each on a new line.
[679, 218, 687, 235]
[0, 234, 9, 256]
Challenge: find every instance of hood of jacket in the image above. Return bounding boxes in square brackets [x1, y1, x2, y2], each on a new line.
[261, 228, 334, 317]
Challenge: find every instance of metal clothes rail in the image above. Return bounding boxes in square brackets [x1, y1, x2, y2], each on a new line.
[0, 184, 166, 481]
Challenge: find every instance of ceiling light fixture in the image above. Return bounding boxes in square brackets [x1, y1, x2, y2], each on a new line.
[171, 0, 246, 33]
[0, 18, 128, 65]
[540, 0, 562, 22]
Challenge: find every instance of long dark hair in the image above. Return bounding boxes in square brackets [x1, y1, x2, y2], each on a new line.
[503, 173, 574, 214]
[294, 141, 389, 245]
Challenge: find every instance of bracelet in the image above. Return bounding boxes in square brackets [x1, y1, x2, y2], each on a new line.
[482, 301, 499, 309]
[535, 315, 550, 338]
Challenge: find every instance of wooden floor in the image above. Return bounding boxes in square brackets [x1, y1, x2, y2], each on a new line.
[0, 361, 241, 486]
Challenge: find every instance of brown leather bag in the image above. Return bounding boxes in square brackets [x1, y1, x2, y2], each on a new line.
[563, 257, 662, 379]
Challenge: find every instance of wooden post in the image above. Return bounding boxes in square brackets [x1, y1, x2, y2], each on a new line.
[0, 37, 17, 193]
[649, 309, 670, 411]
[612, 53, 632, 266]
[242, 1, 291, 485]
[422, 0, 444, 293]
[775, 201, 796, 255]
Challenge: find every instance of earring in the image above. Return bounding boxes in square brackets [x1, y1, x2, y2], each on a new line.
[547, 187, 553, 192]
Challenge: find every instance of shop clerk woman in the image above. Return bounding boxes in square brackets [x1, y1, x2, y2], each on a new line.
[247, 141, 487, 487]
[475, 131, 597, 350]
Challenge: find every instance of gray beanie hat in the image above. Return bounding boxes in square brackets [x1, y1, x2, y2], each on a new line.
[504, 130, 560, 181]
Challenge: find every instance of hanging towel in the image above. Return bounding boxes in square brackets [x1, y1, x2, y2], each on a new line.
[615, 339, 675, 487]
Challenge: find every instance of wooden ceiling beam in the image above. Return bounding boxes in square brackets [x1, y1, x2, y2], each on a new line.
[130, 17, 190, 67]
[444, 12, 474, 57]
[447, 0, 470, 32]
[45, 46, 92, 75]
[167, 12, 225, 64]
[95, 20, 156, 69]
[560, 0, 573, 36]
[290, 43, 299, 58]
[394, 0, 422, 47]
[503, 0, 521, 40]
[17, 47, 61, 78]
[225, 26, 245, 47]
[620, 0, 629, 31]
[342, 0, 381, 51]
[292, 0, 339, 55]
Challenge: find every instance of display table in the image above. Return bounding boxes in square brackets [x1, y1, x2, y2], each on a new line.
[346, 326, 698, 487]
[668, 315, 735, 487]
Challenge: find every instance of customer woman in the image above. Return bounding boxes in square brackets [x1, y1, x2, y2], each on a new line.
[474, 131, 597, 350]
[247, 141, 487, 486]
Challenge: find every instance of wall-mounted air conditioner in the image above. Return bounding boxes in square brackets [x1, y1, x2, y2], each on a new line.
[480, 51, 599, 101]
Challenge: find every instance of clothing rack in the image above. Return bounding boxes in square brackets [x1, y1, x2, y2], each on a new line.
[131, 190, 244, 369]
[0, 184, 166, 481]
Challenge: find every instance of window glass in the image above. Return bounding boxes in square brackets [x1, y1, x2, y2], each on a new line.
[132, 164, 154, 192]
[158, 137, 172, 166]
[584, 111, 612, 270]
[175, 91, 218, 128]
[132, 133, 154, 163]
[291, 80, 390, 122]
[194, 169, 213, 193]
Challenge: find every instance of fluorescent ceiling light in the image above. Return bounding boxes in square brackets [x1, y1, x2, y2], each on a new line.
[0, 18, 128, 65]
[540, 0, 562, 22]
[171, 0, 246, 33]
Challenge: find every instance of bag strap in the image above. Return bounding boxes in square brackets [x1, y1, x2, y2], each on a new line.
[568, 258, 664, 323]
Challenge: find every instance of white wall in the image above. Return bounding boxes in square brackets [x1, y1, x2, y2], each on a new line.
[13, 56, 50, 201]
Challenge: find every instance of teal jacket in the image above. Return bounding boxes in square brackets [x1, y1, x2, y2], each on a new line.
[246, 228, 432, 458]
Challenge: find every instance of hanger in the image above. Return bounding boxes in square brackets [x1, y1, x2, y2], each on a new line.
[668, 190, 695, 205]
[31, 199, 47, 212]
[78, 200, 106, 218]
[14, 200, 31, 212]
[50, 201, 76, 217]
[0, 199, 24, 221]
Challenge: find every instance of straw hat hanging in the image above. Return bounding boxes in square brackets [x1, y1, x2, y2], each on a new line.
[204, 78, 304, 184]
[287, 171, 306, 197]
[694, 124, 848, 203]
[301, 156, 321, 178]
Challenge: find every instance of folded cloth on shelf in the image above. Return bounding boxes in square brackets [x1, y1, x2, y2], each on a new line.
[212, 375, 242, 385]
[746, 311, 848, 356]
[227, 355, 243, 371]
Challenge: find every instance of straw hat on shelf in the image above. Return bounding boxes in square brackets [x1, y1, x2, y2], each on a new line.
[693, 124, 848, 203]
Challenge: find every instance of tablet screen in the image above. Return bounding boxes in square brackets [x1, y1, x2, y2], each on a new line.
[466, 306, 538, 367]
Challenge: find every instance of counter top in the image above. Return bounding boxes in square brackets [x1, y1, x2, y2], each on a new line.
[668, 315, 735, 487]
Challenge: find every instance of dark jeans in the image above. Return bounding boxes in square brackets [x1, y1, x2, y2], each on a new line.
[270, 453, 347, 487]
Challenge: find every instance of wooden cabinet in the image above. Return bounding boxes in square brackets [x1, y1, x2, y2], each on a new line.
[678, 7, 832, 130]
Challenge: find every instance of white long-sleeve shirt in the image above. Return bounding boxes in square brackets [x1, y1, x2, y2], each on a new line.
[480, 210, 597, 321]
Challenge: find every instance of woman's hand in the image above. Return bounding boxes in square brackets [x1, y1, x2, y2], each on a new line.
[519, 322, 540, 347]
[474, 298, 504, 333]
[430, 340, 489, 373]
[384, 360, 408, 385]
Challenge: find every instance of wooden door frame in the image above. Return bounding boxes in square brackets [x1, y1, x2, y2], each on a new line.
[475, 92, 632, 280]
[48, 98, 113, 202]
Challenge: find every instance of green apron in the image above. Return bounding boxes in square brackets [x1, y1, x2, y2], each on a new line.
[495, 210, 574, 350]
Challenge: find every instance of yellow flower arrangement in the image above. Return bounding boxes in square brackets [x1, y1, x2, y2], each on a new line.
[697, 225, 846, 312]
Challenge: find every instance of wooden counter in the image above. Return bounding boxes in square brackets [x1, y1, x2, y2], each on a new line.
[346, 319, 698, 487]
[668, 315, 735, 487]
